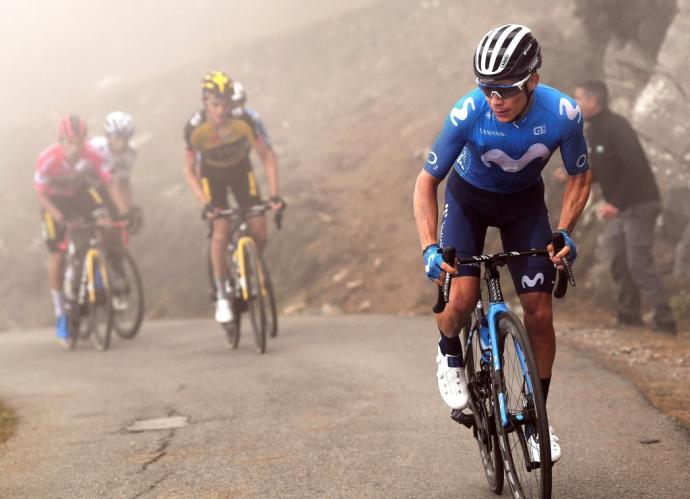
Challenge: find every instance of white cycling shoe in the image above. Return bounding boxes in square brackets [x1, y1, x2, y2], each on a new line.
[436, 347, 470, 410]
[112, 295, 128, 312]
[527, 425, 561, 463]
[215, 298, 233, 324]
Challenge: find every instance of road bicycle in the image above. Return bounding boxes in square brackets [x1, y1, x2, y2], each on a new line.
[62, 220, 116, 351]
[209, 203, 281, 353]
[434, 234, 574, 499]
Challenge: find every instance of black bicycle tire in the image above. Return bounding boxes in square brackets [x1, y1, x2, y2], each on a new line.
[113, 248, 145, 339]
[67, 310, 80, 350]
[243, 243, 267, 354]
[89, 252, 114, 352]
[463, 323, 504, 494]
[493, 311, 551, 499]
[224, 297, 242, 350]
[259, 254, 278, 338]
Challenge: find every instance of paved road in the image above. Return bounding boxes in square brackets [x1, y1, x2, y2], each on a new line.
[0, 316, 688, 498]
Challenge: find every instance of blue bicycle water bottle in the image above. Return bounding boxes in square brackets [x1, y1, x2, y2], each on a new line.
[479, 316, 491, 365]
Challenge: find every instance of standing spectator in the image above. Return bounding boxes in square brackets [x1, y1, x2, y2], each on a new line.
[575, 79, 677, 334]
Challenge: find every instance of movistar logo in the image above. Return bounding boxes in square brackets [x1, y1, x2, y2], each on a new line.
[450, 97, 476, 126]
[522, 273, 545, 289]
[559, 98, 582, 123]
[480, 143, 550, 173]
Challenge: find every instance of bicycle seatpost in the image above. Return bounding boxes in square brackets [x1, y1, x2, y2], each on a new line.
[432, 246, 456, 314]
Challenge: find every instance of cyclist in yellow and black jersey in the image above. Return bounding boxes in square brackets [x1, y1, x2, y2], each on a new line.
[184, 70, 284, 325]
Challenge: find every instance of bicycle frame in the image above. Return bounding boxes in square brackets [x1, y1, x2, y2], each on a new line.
[458, 253, 549, 431]
[85, 246, 109, 304]
[211, 206, 275, 303]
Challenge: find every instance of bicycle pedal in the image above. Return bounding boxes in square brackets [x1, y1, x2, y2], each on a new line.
[450, 409, 474, 429]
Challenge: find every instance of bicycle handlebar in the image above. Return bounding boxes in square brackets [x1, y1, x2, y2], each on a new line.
[65, 218, 128, 231]
[432, 247, 456, 314]
[432, 238, 576, 313]
[208, 201, 286, 230]
[551, 232, 576, 299]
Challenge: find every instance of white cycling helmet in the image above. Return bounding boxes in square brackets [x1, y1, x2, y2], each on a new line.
[104, 111, 135, 139]
[231, 81, 247, 106]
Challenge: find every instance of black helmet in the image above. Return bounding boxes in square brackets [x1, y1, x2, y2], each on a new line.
[474, 24, 541, 82]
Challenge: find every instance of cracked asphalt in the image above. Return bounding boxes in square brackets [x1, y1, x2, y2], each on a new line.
[0, 316, 688, 498]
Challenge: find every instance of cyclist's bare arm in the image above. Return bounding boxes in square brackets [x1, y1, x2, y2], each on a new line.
[114, 178, 132, 207]
[183, 149, 208, 205]
[413, 170, 443, 250]
[550, 169, 592, 264]
[557, 169, 591, 232]
[414, 170, 455, 281]
[253, 137, 280, 203]
[105, 180, 128, 216]
[36, 191, 64, 222]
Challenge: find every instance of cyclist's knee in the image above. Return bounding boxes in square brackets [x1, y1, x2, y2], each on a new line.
[247, 218, 268, 247]
[210, 220, 229, 243]
[443, 296, 476, 329]
[522, 304, 553, 334]
[253, 231, 268, 249]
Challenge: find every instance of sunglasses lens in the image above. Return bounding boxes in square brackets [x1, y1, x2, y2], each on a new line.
[481, 85, 522, 99]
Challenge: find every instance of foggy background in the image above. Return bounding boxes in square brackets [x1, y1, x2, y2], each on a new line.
[1, 0, 688, 329]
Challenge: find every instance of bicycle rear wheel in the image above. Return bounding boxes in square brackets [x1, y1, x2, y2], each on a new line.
[259, 254, 278, 338]
[493, 312, 551, 499]
[113, 248, 145, 339]
[463, 323, 504, 494]
[242, 242, 266, 354]
[88, 253, 114, 352]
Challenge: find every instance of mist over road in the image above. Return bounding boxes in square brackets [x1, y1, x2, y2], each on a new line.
[0, 316, 687, 498]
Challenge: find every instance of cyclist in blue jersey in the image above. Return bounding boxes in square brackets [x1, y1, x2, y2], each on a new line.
[230, 82, 275, 151]
[413, 24, 592, 463]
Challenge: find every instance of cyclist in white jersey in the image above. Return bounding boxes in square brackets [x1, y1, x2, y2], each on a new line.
[89, 111, 137, 211]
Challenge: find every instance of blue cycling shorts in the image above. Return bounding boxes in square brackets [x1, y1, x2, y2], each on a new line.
[440, 172, 555, 294]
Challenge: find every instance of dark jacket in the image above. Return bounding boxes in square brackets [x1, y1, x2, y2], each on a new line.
[586, 109, 660, 210]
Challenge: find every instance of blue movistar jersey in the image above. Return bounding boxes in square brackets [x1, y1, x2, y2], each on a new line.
[243, 107, 273, 150]
[424, 84, 589, 193]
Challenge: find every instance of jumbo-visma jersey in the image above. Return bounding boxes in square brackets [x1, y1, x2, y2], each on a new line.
[184, 113, 256, 170]
[424, 84, 589, 193]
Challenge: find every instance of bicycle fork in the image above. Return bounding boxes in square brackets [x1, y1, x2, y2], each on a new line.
[235, 237, 267, 301]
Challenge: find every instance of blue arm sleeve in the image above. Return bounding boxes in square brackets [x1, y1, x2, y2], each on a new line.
[253, 115, 273, 149]
[423, 97, 475, 180]
[559, 103, 589, 175]
[245, 108, 273, 149]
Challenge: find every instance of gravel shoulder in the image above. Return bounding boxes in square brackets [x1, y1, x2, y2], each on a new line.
[557, 314, 690, 429]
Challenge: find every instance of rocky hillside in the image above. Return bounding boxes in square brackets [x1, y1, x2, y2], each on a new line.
[1, 0, 687, 328]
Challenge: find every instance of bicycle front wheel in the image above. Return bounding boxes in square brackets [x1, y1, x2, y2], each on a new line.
[66, 309, 81, 350]
[242, 242, 266, 354]
[493, 312, 551, 499]
[223, 297, 242, 350]
[113, 248, 145, 339]
[88, 252, 114, 352]
[463, 323, 504, 494]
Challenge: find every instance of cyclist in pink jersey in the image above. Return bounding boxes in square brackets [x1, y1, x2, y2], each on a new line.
[35, 115, 127, 346]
